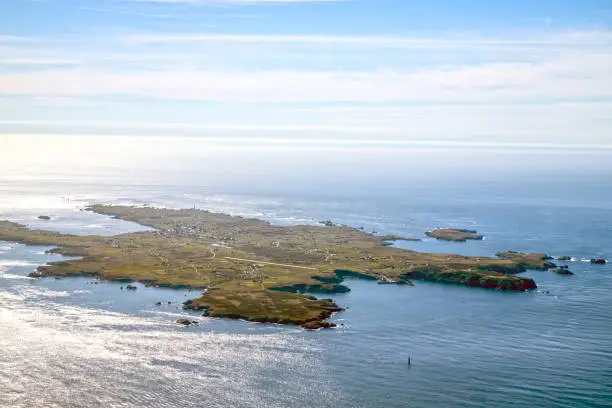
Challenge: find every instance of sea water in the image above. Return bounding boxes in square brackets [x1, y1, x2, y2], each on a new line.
[0, 135, 611, 407]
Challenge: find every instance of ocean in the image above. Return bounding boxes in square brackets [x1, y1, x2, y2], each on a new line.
[1, 135, 611, 407]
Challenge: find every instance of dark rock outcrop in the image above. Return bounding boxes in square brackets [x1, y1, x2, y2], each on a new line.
[176, 319, 198, 326]
[402, 266, 537, 291]
[590, 259, 607, 264]
[270, 283, 350, 294]
[302, 321, 336, 330]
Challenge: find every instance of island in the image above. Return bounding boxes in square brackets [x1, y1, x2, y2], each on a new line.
[426, 228, 484, 242]
[0, 206, 556, 329]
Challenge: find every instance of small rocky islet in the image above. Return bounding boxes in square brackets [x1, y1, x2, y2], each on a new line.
[0, 205, 573, 330]
[176, 318, 198, 326]
[426, 228, 484, 242]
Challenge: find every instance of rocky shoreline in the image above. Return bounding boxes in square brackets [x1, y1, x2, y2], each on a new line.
[0, 206, 564, 330]
[183, 296, 343, 330]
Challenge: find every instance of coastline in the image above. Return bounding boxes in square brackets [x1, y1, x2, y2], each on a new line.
[0, 205, 557, 329]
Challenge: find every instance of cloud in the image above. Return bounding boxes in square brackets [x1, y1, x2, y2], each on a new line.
[0, 119, 379, 133]
[0, 35, 36, 44]
[1, 49, 611, 103]
[78, 6, 203, 20]
[1, 29, 611, 144]
[124, 30, 612, 48]
[3, 100, 611, 146]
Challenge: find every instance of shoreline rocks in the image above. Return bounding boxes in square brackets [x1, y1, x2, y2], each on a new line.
[401, 266, 537, 291]
[377, 276, 414, 286]
[496, 251, 557, 270]
[301, 321, 335, 330]
[176, 319, 198, 326]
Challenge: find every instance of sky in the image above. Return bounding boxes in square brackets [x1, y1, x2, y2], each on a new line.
[1, 0, 612, 147]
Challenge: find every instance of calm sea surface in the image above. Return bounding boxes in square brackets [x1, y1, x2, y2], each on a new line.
[1, 135, 611, 407]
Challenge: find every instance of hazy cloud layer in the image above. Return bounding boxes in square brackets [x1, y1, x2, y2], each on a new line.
[2, 0, 612, 145]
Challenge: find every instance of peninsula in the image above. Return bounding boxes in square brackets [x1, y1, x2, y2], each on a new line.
[0, 206, 554, 329]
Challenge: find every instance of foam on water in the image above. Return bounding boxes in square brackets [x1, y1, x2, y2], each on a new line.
[0, 273, 34, 280]
[0, 260, 38, 268]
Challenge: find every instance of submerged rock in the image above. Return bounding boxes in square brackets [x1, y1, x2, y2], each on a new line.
[28, 271, 45, 278]
[550, 268, 574, 276]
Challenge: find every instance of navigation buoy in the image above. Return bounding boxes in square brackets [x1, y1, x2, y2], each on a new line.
[408, 356, 411, 366]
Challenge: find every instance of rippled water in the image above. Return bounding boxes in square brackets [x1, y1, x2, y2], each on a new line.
[1, 135, 611, 407]
[0, 244, 344, 408]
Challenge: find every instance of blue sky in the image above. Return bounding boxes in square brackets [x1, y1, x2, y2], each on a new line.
[2, 0, 612, 146]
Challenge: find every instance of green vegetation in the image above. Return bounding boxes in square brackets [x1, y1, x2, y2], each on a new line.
[495, 251, 557, 270]
[426, 228, 484, 241]
[0, 206, 555, 329]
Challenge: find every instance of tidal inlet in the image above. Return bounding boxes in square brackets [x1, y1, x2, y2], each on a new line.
[2, 1, 612, 407]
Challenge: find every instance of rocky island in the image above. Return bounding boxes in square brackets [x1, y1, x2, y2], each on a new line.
[0, 206, 556, 329]
[426, 228, 484, 242]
